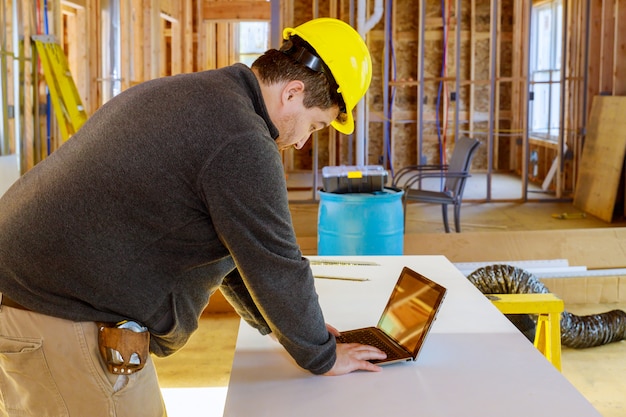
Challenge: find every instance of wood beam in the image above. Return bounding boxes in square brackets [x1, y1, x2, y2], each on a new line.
[61, 0, 85, 9]
[614, 0, 626, 95]
[586, 0, 602, 116]
[599, 0, 615, 94]
[182, 0, 194, 73]
[203, 1, 271, 21]
[160, 0, 179, 20]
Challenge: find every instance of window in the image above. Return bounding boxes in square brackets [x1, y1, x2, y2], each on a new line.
[529, 0, 562, 141]
[238, 22, 269, 67]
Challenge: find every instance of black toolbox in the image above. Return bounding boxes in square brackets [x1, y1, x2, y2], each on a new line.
[321, 165, 388, 194]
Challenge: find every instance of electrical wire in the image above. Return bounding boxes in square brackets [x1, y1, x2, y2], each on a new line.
[43, 0, 51, 155]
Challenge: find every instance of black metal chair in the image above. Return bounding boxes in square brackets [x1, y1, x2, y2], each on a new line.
[392, 136, 480, 233]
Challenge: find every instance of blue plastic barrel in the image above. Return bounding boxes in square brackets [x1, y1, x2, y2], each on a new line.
[317, 188, 404, 255]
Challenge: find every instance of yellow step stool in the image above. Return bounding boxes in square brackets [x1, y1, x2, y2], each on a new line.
[487, 293, 564, 371]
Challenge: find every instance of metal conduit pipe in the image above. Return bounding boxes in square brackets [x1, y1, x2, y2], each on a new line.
[467, 264, 626, 349]
[354, 0, 383, 166]
[100, 0, 122, 103]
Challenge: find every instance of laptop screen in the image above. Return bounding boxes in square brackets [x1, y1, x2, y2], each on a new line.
[377, 267, 447, 356]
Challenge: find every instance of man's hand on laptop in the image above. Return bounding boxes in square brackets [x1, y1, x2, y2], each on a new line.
[323, 323, 387, 376]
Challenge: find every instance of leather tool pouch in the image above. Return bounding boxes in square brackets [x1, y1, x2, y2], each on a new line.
[98, 323, 150, 375]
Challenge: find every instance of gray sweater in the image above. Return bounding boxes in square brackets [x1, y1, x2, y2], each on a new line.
[0, 64, 336, 374]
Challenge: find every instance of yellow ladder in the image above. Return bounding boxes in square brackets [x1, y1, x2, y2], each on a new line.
[32, 35, 88, 141]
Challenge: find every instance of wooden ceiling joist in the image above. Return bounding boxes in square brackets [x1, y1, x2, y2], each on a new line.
[203, 0, 271, 21]
[61, 0, 86, 9]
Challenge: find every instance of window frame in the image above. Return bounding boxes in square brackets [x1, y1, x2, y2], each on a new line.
[529, 0, 563, 142]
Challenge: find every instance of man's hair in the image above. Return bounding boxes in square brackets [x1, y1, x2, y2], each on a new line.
[251, 36, 346, 123]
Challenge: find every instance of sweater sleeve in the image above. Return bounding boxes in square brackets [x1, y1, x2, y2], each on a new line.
[200, 134, 336, 375]
[219, 267, 270, 334]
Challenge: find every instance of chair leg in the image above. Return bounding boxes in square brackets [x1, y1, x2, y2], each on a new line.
[402, 195, 408, 231]
[454, 203, 461, 232]
[441, 204, 450, 233]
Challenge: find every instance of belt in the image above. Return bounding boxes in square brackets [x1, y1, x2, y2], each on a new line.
[0, 294, 32, 311]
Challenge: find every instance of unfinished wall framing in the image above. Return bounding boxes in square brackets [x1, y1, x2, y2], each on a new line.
[1, 0, 626, 206]
[289, 0, 531, 201]
[289, 0, 625, 204]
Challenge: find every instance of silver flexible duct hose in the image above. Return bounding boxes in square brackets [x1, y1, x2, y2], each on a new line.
[467, 264, 626, 348]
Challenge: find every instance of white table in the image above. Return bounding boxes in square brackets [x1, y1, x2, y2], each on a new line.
[223, 255, 601, 417]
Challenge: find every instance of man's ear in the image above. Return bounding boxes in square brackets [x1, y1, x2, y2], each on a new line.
[282, 80, 305, 103]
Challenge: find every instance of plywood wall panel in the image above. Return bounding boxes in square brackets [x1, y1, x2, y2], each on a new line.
[574, 96, 626, 222]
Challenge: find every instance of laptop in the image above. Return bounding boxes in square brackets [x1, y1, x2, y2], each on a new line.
[336, 266, 447, 365]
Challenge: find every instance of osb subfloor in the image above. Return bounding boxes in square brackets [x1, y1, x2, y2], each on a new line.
[155, 193, 626, 417]
[562, 303, 626, 417]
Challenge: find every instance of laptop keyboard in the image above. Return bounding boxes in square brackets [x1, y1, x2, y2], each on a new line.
[336, 330, 404, 361]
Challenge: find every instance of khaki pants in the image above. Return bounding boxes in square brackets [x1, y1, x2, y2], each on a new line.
[0, 295, 167, 417]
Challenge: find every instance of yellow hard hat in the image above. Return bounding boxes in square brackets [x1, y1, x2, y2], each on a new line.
[283, 18, 372, 135]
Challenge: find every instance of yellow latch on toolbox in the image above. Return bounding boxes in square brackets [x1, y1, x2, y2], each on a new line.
[347, 171, 363, 179]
